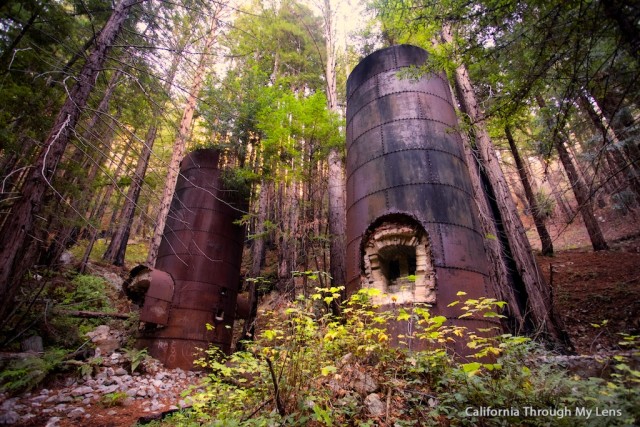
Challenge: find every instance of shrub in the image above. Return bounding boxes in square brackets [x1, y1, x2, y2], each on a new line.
[166, 289, 639, 426]
[0, 349, 66, 395]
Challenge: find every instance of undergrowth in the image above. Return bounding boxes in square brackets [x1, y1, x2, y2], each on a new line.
[156, 288, 639, 426]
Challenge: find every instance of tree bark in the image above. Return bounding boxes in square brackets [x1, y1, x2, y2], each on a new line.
[442, 25, 568, 347]
[104, 38, 186, 266]
[322, 0, 347, 292]
[146, 12, 221, 266]
[536, 96, 609, 251]
[0, 0, 142, 324]
[505, 126, 554, 256]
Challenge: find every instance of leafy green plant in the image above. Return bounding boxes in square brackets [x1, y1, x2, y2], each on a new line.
[100, 391, 128, 407]
[124, 347, 149, 374]
[79, 356, 103, 377]
[172, 289, 639, 426]
[0, 349, 66, 395]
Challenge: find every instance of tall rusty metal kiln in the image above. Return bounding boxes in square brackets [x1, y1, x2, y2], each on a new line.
[125, 149, 246, 369]
[346, 45, 499, 349]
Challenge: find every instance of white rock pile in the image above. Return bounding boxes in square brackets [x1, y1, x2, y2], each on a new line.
[0, 351, 204, 425]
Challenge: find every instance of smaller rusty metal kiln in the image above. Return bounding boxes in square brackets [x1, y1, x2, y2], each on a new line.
[125, 149, 246, 369]
[346, 45, 500, 350]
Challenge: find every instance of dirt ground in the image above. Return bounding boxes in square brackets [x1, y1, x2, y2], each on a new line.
[530, 210, 640, 354]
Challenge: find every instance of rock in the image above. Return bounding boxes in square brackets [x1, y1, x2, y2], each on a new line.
[86, 325, 110, 341]
[150, 400, 164, 412]
[114, 368, 128, 376]
[44, 416, 61, 427]
[60, 251, 72, 265]
[353, 371, 378, 395]
[71, 386, 93, 397]
[136, 388, 147, 397]
[0, 410, 19, 424]
[20, 335, 43, 353]
[152, 379, 164, 388]
[364, 393, 385, 417]
[99, 384, 120, 394]
[31, 395, 48, 403]
[56, 395, 73, 404]
[67, 408, 85, 419]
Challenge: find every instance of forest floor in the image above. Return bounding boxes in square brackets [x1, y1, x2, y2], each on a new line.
[2, 212, 640, 426]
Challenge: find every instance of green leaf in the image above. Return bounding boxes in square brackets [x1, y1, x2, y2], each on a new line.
[462, 362, 482, 376]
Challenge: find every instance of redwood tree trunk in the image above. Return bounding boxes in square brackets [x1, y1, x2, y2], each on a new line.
[555, 138, 609, 251]
[0, 0, 142, 324]
[536, 95, 609, 251]
[323, 0, 347, 292]
[505, 126, 554, 256]
[442, 25, 568, 347]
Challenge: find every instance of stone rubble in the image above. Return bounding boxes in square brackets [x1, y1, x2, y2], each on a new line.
[0, 351, 205, 425]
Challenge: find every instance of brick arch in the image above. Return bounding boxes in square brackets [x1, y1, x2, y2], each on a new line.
[361, 214, 436, 305]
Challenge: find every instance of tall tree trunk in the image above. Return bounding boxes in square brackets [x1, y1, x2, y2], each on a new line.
[239, 179, 272, 343]
[536, 96, 609, 251]
[580, 93, 640, 198]
[79, 143, 131, 271]
[0, 2, 44, 72]
[322, 0, 347, 292]
[103, 40, 186, 266]
[600, 0, 640, 64]
[146, 12, 221, 266]
[505, 126, 554, 256]
[455, 114, 526, 330]
[42, 71, 123, 266]
[0, 0, 141, 324]
[544, 166, 574, 222]
[442, 25, 568, 347]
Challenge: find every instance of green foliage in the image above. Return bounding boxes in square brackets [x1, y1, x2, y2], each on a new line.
[100, 391, 129, 407]
[534, 189, 555, 218]
[69, 239, 148, 266]
[123, 347, 149, 374]
[163, 289, 640, 426]
[61, 274, 112, 312]
[0, 349, 66, 395]
[79, 356, 104, 377]
[221, 168, 259, 201]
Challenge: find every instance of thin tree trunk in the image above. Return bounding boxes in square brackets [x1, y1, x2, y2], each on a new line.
[505, 126, 554, 256]
[240, 179, 272, 343]
[322, 0, 347, 293]
[146, 12, 221, 266]
[544, 166, 574, 222]
[0, 3, 44, 72]
[580, 93, 640, 198]
[103, 38, 186, 266]
[0, 0, 142, 324]
[536, 96, 609, 251]
[442, 25, 568, 347]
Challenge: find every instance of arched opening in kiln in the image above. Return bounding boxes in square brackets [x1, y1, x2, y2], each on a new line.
[361, 215, 436, 304]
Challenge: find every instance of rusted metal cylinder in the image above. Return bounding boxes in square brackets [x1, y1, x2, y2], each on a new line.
[346, 45, 499, 351]
[137, 149, 246, 369]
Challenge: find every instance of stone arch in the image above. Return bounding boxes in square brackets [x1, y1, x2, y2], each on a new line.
[360, 214, 436, 305]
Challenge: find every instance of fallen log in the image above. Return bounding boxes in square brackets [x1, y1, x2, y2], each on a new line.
[54, 309, 130, 320]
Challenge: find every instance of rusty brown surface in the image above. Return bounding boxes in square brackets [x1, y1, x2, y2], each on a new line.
[345, 45, 499, 350]
[134, 149, 246, 369]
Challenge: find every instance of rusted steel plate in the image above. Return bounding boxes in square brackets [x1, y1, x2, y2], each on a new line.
[345, 45, 500, 354]
[133, 148, 245, 369]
